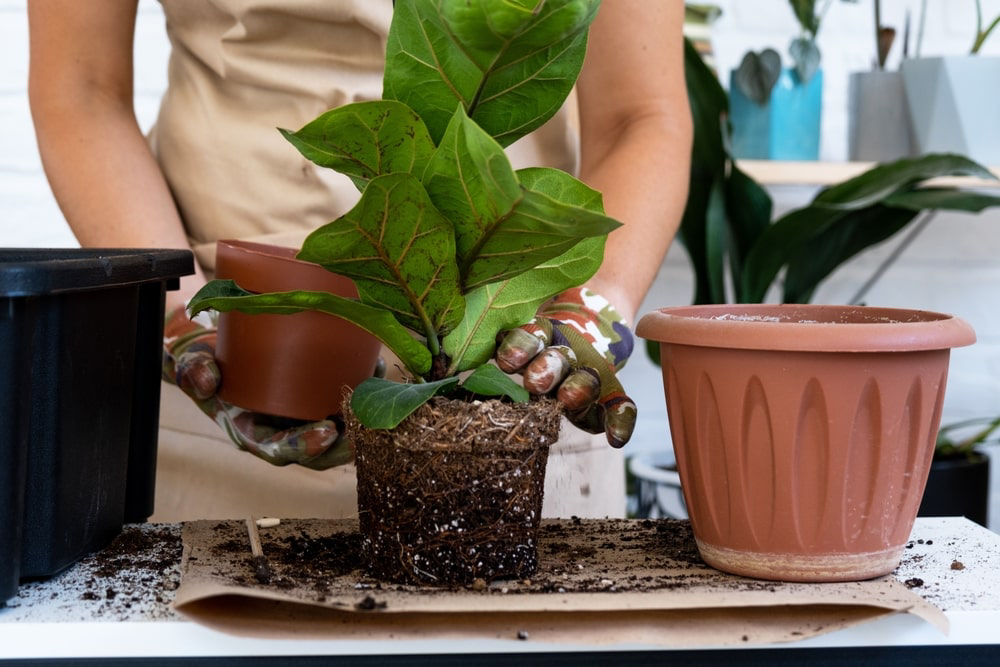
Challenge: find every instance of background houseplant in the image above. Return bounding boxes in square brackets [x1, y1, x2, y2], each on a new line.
[729, 0, 851, 160]
[918, 414, 1000, 526]
[847, 0, 916, 161]
[675, 36, 1000, 315]
[189, 0, 621, 584]
[901, 0, 1000, 165]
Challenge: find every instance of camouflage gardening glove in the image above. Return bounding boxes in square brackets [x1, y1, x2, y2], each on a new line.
[161, 305, 353, 470]
[494, 287, 637, 448]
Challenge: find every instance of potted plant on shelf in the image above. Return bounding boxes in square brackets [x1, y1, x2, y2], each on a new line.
[918, 415, 999, 527]
[633, 39, 999, 582]
[901, 0, 1000, 165]
[728, 0, 849, 160]
[189, 0, 621, 585]
[847, 0, 916, 161]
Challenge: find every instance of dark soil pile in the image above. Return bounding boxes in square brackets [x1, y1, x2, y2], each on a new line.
[348, 396, 563, 585]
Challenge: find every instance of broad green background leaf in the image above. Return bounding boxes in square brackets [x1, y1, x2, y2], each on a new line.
[814, 154, 997, 209]
[780, 205, 917, 303]
[279, 100, 436, 191]
[297, 173, 465, 339]
[459, 364, 529, 402]
[739, 206, 846, 303]
[383, 0, 598, 146]
[884, 188, 1000, 213]
[350, 376, 460, 429]
[187, 280, 432, 376]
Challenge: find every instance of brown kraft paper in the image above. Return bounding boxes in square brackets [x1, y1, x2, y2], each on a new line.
[173, 518, 947, 647]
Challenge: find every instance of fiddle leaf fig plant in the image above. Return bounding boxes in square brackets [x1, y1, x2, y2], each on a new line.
[188, 0, 619, 430]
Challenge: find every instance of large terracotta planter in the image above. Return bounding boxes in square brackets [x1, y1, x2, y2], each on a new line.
[214, 240, 382, 422]
[636, 304, 976, 582]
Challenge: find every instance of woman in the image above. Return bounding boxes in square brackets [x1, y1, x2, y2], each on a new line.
[27, 0, 692, 520]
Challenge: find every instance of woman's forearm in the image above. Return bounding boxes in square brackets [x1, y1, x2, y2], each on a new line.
[575, 0, 693, 323]
[28, 0, 205, 309]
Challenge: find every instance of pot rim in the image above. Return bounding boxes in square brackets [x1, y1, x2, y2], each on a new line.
[636, 304, 976, 352]
[217, 239, 307, 265]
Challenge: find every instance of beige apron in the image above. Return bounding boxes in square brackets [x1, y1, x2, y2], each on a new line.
[150, 0, 623, 522]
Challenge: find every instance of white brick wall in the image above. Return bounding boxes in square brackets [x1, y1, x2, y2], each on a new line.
[5, 0, 1000, 528]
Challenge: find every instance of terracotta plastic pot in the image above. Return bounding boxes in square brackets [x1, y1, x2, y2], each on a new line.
[214, 240, 382, 422]
[636, 304, 976, 582]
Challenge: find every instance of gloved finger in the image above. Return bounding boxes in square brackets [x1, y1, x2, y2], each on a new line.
[563, 390, 637, 449]
[215, 401, 353, 467]
[600, 392, 637, 449]
[495, 327, 545, 373]
[174, 342, 220, 400]
[373, 356, 387, 379]
[556, 367, 601, 413]
[522, 345, 575, 394]
[297, 431, 356, 470]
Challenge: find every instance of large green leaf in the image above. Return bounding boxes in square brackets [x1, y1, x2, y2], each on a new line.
[383, 0, 598, 146]
[350, 376, 460, 429]
[744, 157, 1000, 303]
[814, 154, 998, 210]
[883, 188, 1000, 213]
[441, 167, 608, 372]
[442, 236, 606, 372]
[780, 205, 918, 303]
[279, 100, 436, 191]
[704, 180, 729, 303]
[424, 110, 619, 289]
[187, 280, 432, 377]
[297, 173, 465, 341]
[422, 104, 522, 262]
[725, 163, 773, 296]
[738, 206, 847, 303]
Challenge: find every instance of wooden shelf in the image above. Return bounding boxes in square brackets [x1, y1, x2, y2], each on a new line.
[738, 160, 1000, 188]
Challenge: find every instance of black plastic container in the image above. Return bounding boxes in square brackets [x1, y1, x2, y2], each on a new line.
[0, 248, 194, 603]
[918, 452, 991, 527]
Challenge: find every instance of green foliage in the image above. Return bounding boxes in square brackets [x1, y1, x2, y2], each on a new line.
[679, 38, 1000, 307]
[936, 416, 1000, 459]
[189, 0, 619, 430]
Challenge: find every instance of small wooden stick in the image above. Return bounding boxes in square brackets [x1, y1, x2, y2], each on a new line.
[245, 517, 273, 585]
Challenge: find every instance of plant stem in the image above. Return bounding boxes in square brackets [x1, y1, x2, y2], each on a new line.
[875, 0, 883, 69]
[971, 0, 1000, 54]
[916, 0, 926, 57]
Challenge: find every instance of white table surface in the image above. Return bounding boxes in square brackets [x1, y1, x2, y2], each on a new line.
[1, 517, 998, 661]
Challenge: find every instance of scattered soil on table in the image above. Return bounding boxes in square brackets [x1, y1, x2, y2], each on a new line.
[5, 524, 182, 621]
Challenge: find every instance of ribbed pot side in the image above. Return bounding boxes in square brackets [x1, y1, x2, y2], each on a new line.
[636, 305, 976, 582]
